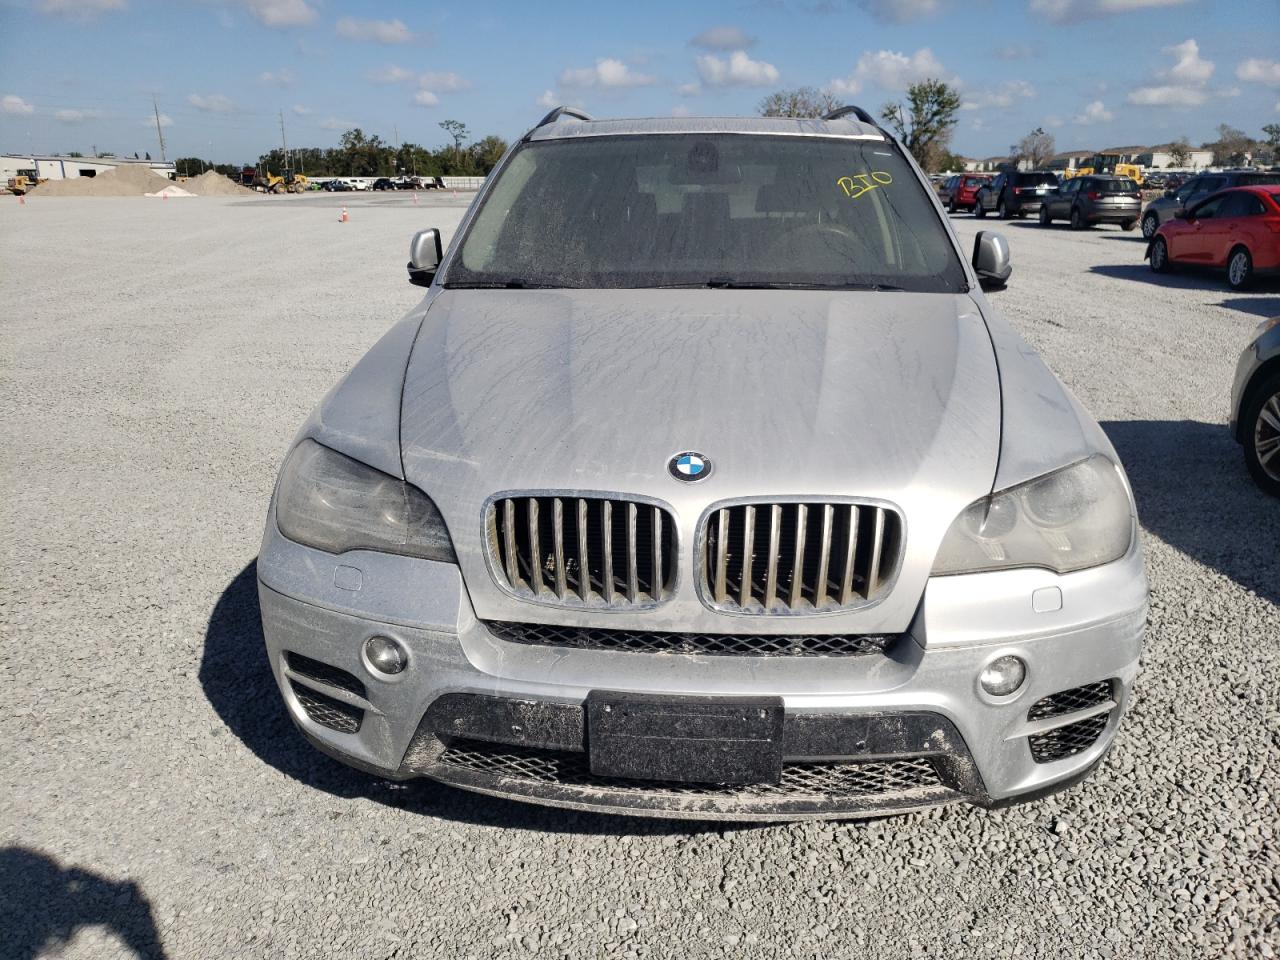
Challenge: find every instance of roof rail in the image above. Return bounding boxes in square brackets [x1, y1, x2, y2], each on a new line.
[535, 106, 594, 128]
[822, 105, 879, 125]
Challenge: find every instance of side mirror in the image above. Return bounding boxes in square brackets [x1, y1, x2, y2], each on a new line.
[972, 231, 1011, 291]
[407, 228, 443, 287]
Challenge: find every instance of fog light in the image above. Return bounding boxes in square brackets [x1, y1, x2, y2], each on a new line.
[980, 655, 1026, 696]
[365, 636, 407, 675]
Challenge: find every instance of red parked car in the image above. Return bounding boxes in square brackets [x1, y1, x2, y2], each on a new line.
[1148, 186, 1280, 290]
[939, 174, 991, 213]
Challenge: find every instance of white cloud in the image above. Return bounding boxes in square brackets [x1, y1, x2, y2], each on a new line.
[1127, 84, 1207, 106]
[671, 105, 692, 117]
[291, 104, 311, 115]
[320, 117, 357, 131]
[418, 72, 468, 92]
[412, 90, 439, 107]
[1072, 100, 1114, 124]
[1162, 38, 1213, 83]
[1127, 38, 1219, 107]
[1030, 0, 1192, 23]
[536, 90, 558, 108]
[1, 95, 35, 115]
[855, 0, 940, 23]
[695, 51, 779, 88]
[259, 68, 295, 86]
[689, 26, 755, 50]
[828, 47, 951, 95]
[141, 113, 173, 128]
[36, 0, 125, 19]
[369, 65, 417, 84]
[678, 82, 701, 97]
[55, 108, 103, 122]
[187, 93, 236, 113]
[1237, 58, 1280, 88]
[335, 17, 416, 44]
[240, 0, 315, 28]
[962, 80, 1035, 110]
[560, 58, 656, 88]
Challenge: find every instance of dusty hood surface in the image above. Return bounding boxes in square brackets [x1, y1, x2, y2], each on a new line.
[401, 289, 1001, 633]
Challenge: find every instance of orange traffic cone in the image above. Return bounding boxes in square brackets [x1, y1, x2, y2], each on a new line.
[339, 206, 348, 223]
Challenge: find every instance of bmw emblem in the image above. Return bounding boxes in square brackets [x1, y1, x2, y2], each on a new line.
[669, 452, 711, 482]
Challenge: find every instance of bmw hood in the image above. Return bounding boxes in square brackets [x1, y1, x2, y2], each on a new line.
[400, 289, 1001, 633]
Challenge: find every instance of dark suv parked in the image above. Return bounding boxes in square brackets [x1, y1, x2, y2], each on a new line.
[1141, 170, 1280, 238]
[974, 171, 1059, 219]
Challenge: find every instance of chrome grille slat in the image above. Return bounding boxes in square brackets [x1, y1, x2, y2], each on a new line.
[491, 495, 675, 609]
[552, 498, 567, 599]
[527, 498, 543, 595]
[701, 500, 902, 615]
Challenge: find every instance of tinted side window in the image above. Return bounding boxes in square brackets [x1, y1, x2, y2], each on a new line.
[1192, 195, 1225, 219]
[1220, 193, 1266, 217]
[1175, 179, 1200, 201]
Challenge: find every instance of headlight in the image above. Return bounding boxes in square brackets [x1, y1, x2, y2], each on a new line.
[275, 439, 456, 562]
[932, 455, 1132, 576]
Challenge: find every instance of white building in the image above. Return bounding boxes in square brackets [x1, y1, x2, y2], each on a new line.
[1, 154, 176, 183]
[1134, 145, 1214, 170]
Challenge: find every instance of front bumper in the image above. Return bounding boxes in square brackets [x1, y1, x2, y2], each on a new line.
[257, 518, 1147, 821]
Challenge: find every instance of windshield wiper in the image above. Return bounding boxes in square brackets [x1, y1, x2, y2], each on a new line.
[654, 279, 905, 291]
[444, 279, 574, 289]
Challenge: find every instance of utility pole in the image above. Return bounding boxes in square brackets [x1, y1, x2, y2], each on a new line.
[279, 109, 290, 175]
[152, 96, 167, 163]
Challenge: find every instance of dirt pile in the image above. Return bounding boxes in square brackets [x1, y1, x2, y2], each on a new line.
[30, 164, 175, 197]
[185, 171, 258, 196]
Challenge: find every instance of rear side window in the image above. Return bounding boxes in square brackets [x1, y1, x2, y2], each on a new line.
[1219, 193, 1267, 217]
[1015, 173, 1058, 187]
[1238, 174, 1280, 187]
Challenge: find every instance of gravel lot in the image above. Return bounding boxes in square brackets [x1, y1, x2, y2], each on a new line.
[2, 192, 1277, 960]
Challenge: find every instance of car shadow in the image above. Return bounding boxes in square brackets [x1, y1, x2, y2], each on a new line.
[1102, 420, 1280, 607]
[1218, 297, 1280, 319]
[0, 847, 167, 960]
[201, 563, 758, 836]
[1091, 263, 1280, 294]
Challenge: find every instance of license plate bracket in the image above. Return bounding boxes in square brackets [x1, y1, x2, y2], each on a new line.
[586, 692, 784, 785]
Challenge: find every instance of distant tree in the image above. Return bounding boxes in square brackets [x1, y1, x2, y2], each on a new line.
[438, 120, 469, 164]
[1209, 124, 1251, 166]
[1262, 123, 1280, 150]
[937, 150, 968, 172]
[757, 86, 841, 119]
[1167, 137, 1192, 168]
[67, 151, 83, 158]
[469, 135, 509, 173]
[1016, 127, 1055, 169]
[144, 152, 150, 160]
[880, 79, 962, 172]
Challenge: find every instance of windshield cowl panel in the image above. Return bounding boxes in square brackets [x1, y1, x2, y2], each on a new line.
[444, 134, 966, 295]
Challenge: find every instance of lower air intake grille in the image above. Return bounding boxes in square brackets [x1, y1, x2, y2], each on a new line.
[289, 679, 363, 734]
[700, 500, 903, 614]
[1028, 713, 1109, 763]
[436, 739, 940, 798]
[489, 495, 676, 608]
[286, 651, 367, 699]
[1027, 680, 1114, 721]
[485, 621, 898, 657]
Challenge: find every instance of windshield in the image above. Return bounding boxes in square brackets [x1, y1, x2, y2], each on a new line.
[446, 134, 966, 292]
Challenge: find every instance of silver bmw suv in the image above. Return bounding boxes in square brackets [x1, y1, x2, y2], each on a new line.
[257, 107, 1148, 821]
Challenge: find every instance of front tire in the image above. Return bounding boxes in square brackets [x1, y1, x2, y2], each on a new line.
[974, 198, 987, 219]
[1242, 371, 1280, 497]
[1150, 236, 1171, 273]
[1070, 206, 1087, 230]
[1141, 212, 1159, 239]
[1227, 246, 1253, 290]
[1039, 206, 1051, 226]
[948, 198, 957, 214]
[997, 199, 1009, 220]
